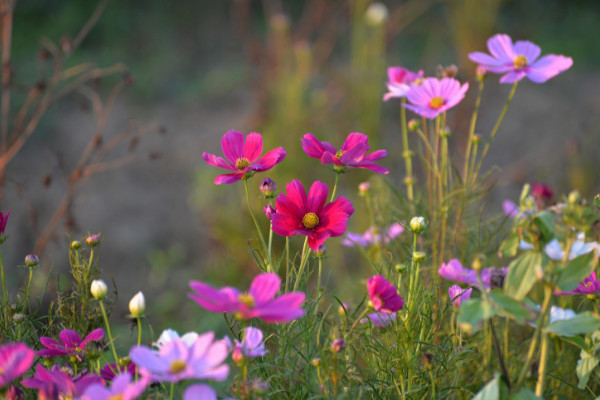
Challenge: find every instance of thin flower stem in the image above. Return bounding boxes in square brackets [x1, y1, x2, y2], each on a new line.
[535, 284, 554, 396]
[407, 233, 419, 315]
[330, 171, 340, 202]
[24, 268, 34, 313]
[400, 100, 414, 204]
[463, 79, 484, 182]
[316, 257, 323, 297]
[293, 237, 310, 291]
[98, 300, 119, 364]
[473, 81, 519, 182]
[244, 179, 270, 268]
[0, 249, 7, 304]
[136, 317, 142, 380]
[268, 222, 273, 272]
[349, 307, 370, 335]
[169, 383, 175, 400]
[285, 237, 290, 292]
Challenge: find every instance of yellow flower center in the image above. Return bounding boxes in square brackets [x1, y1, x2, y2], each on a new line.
[235, 157, 250, 170]
[238, 293, 255, 308]
[169, 360, 187, 374]
[302, 212, 319, 229]
[429, 96, 445, 109]
[335, 150, 345, 159]
[513, 54, 527, 69]
[108, 395, 124, 400]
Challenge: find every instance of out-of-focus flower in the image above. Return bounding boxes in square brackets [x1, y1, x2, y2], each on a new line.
[361, 312, 397, 328]
[226, 327, 267, 364]
[331, 338, 345, 353]
[0, 342, 35, 388]
[81, 372, 148, 400]
[502, 199, 528, 218]
[448, 285, 472, 308]
[531, 182, 553, 207]
[86, 234, 100, 247]
[439, 259, 508, 290]
[4, 385, 24, 400]
[271, 180, 354, 251]
[403, 77, 469, 119]
[24, 254, 39, 268]
[468, 34, 573, 84]
[189, 272, 305, 323]
[183, 384, 218, 400]
[409, 216, 426, 233]
[358, 182, 371, 196]
[130, 335, 229, 383]
[342, 223, 403, 248]
[22, 365, 101, 398]
[521, 233, 600, 261]
[365, 2, 388, 26]
[263, 204, 276, 220]
[383, 67, 424, 101]
[0, 210, 10, 237]
[153, 329, 199, 349]
[301, 133, 388, 174]
[367, 275, 403, 313]
[38, 328, 104, 360]
[129, 292, 145, 318]
[202, 130, 286, 185]
[90, 280, 108, 300]
[556, 272, 600, 296]
[100, 363, 137, 382]
[259, 177, 277, 198]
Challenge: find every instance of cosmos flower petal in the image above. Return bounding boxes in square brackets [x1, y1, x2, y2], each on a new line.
[487, 34, 516, 61]
[220, 130, 244, 163]
[188, 282, 241, 313]
[249, 273, 281, 303]
[341, 132, 369, 151]
[301, 133, 336, 159]
[513, 40, 541, 63]
[340, 143, 369, 164]
[202, 153, 235, 171]
[499, 70, 527, 84]
[59, 330, 83, 349]
[306, 181, 328, 212]
[81, 328, 105, 347]
[252, 147, 286, 172]
[527, 54, 573, 83]
[243, 132, 263, 162]
[183, 384, 218, 400]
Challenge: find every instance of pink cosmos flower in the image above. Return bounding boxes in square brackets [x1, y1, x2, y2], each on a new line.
[448, 285, 472, 308]
[202, 130, 286, 185]
[38, 328, 104, 360]
[271, 180, 355, 251]
[403, 77, 469, 119]
[81, 373, 148, 400]
[468, 34, 573, 84]
[301, 133, 388, 174]
[130, 334, 229, 383]
[183, 384, 218, 400]
[556, 272, 600, 296]
[189, 272, 305, 323]
[342, 223, 404, 247]
[367, 275, 403, 313]
[0, 342, 35, 388]
[22, 365, 101, 398]
[383, 66, 425, 101]
[100, 362, 137, 382]
[226, 327, 267, 363]
[439, 259, 508, 290]
[361, 312, 397, 328]
[0, 210, 9, 236]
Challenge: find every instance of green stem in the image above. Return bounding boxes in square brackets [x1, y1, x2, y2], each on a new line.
[330, 171, 340, 202]
[268, 222, 273, 272]
[169, 383, 175, 400]
[136, 317, 142, 380]
[316, 257, 323, 297]
[293, 237, 310, 291]
[400, 100, 414, 204]
[0, 249, 7, 304]
[535, 284, 554, 396]
[285, 237, 290, 292]
[463, 79, 484, 183]
[24, 268, 34, 313]
[407, 233, 419, 314]
[244, 179, 270, 268]
[99, 300, 119, 364]
[473, 81, 519, 181]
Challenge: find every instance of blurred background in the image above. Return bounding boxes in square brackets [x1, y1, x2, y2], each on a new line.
[2, 0, 599, 342]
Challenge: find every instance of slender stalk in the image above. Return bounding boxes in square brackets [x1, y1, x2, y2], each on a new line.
[244, 179, 270, 267]
[169, 383, 175, 400]
[316, 257, 323, 297]
[285, 237, 290, 292]
[98, 300, 119, 364]
[489, 319, 511, 390]
[0, 249, 7, 304]
[472, 81, 519, 181]
[463, 79, 484, 182]
[400, 100, 414, 203]
[293, 237, 310, 291]
[407, 233, 419, 315]
[267, 222, 273, 272]
[135, 317, 142, 380]
[24, 268, 34, 313]
[330, 171, 341, 202]
[535, 284, 554, 396]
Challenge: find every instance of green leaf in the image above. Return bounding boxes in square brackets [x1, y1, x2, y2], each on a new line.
[556, 251, 598, 292]
[504, 252, 542, 301]
[488, 289, 533, 324]
[499, 233, 520, 258]
[594, 194, 600, 208]
[510, 387, 543, 400]
[472, 374, 499, 400]
[458, 299, 495, 329]
[560, 335, 590, 352]
[576, 350, 599, 389]
[531, 211, 554, 244]
[547, 312, 600, 336]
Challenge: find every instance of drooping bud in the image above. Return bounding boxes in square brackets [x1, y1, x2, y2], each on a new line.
[259, 178, 277, 198]
[263, 204, 276, 220]
[91, 280, 108, 300]
[129, 291, 145, 318]
[409, 216, 426, 234]
[24, 254, 40, 268]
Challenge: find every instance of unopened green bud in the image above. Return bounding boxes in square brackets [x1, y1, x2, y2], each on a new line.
[311, 358, 321, 367]
[413, 251, 426, 263]
[70, 240, 81, 250]
[85, 234, 100, 247]
[24, 254, 39, 268]
[409, 216, 426, 233]
[568, 190, 580, 205]
[395, 264, 407, 273]
[13, 313, 25, 323]
[407, 119, 420, 131]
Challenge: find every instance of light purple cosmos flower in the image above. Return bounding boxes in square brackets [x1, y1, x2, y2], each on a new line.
[38, 328, 104, 360]
[342, 223, 404, 247]
[439, 259, 507, 290]
[202, 130, 286, 185]
[189, 273, 305, 323]
[22, 365, 101, 398]
[130, 334, 229, 383]
[556, 272, 600, 296]
[361, 312, 397, 328]
[448, 285, 472, 308]
[226, 327, 267, 363]
[367, 275, 403, 313]
[0, 342, 35, 388]
[81, 373, 148, 400]
[183, 384, 218, 400]
[383, 67, 424, 101]
[403, 77, 469, 119]
[301, 133, 388, 174]
[468, 34, 573, 84]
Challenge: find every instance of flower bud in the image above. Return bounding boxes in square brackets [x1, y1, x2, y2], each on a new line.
[407, 119, 420, 131]
[314, 245, 327, 258]
[413, 251, 426, 263]
[476, 65, 487, 81]
[442, 65, 458, 78]
[311, 358, 321, 367]
[263, 204, 276, 220]
[440, 127, 451, 138]
[472, 134, 482, 144]
[91, 280, 108, 300]
[259, 178, 277, 198]
[365, 2, 388, 26]
[338, 302, 350, 316]
[86, 234, 100, 247]
[129, 291, 145, 318]
[24, 254, 39, 268]
[568, 190, 580, 205]
[409, 216, 426, 233]
[358, 182, 371, 196]
[331, 338, 345, 353]
[12, 313, 25, 323]
[395, 264, 407, 273]
[232, 347, 244, 365]
[70, 240, 81, 250]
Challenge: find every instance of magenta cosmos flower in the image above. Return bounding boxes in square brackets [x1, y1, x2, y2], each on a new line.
[22, 364, 101, 398]
[202, 130, 286, 185]
[448, 285, 472, 308]
[38, 328, 104, 360]
[556, 272, 600, 296]
[0, 210, 9, 236]
[383, 66, 424, 101]
[189, 272, 305, 323]
[367, 275, 403, 313]
[469, 34, 573, 84]
[81, 373, 148, 400]
[130, 334, 229, 383]
[403, 77, 469, 119]
[301, 133, 388, 174]
[271, 180, 355, 251]
[0, 342, 35, 388]
[342, 223, 403, 248]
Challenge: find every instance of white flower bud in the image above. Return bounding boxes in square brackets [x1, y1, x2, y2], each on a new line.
[129, 291, 145, 317]
[365, 2, 388, 26]
[409, 216, 426, 233]
[90, 280, 107, 300]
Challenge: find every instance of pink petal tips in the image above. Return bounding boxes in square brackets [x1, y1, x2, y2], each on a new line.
[367, 275, 403, 313]
[403, 77, 469, 119]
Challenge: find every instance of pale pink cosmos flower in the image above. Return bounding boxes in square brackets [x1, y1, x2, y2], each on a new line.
[38, 328, 104, 360]
[301, 133, 388, 174]
[130, 334, 229, 383]
[342, 223, 403, 247]
[202, 130, 286, 185]
[22, 364, 101, 398]
[448, 285, 472, 308]
[383, 67, 424, 101]
[439, 259, 508, 290]
[189, 272, 305, 323]
[361, 312, 397, 328]
[225, 326, 267, 362]
[153, 328, 199, 349]
[81, 373, 148, 400]
[469, 34, 573, 84]
[183, 383, 237, 400]
[0, 342, 35, 388]
[367, 275, 403, 313]
[403, 77, 469, 119]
